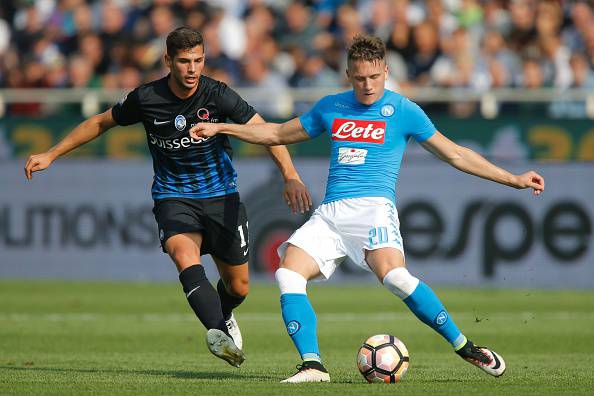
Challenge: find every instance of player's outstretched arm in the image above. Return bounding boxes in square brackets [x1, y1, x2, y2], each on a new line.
[24, 109, 117, 180]
[247, 114, 312, 214]
[420, 131, 545, 196]
[189, 118, 310, 146]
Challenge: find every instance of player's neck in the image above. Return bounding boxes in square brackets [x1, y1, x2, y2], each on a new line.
[167, 75, 199, 100]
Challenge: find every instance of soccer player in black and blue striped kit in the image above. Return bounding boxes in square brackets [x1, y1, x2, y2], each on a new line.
[24, 27, 312, 367]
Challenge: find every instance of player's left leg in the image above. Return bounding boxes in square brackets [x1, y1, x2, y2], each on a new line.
[213, 257, 248, 350]
[366, 248, 465, 347]
[366, 248, 505, 377]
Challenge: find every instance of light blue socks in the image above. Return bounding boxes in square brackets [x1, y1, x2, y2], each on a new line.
[383, 268, 466, 349]
[403, 281, 466, 348]
[280, 293, 321, 362]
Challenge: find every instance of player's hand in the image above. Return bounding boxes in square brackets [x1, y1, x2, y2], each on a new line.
[512, 171, 545, 196]
[189, 123, 222, 140]
[24, 152, 56, 180]
[284, 178, 312, 214]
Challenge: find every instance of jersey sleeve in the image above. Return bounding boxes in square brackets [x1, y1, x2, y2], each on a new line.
[217, 83, 257, 124]
[111, 88, 142, 126]
[298, 97, 327, 138]
[401, 98, 437, 142]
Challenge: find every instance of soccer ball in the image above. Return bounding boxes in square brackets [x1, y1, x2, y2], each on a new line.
[357, 334, 409, 383]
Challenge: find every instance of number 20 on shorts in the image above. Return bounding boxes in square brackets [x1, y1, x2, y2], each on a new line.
[369, 226, 388, 247]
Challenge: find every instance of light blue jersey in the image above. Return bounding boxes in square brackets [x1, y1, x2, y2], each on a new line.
[299, 89, 436, 204]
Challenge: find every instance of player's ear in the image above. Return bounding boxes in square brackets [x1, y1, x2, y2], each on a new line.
[345, 58, 351, 79]
[164, 53, 172, 68]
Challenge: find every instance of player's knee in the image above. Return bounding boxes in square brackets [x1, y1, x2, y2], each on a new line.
[167, 246, 199, 270]
[382, 267, 420, 299]
[227, 278, 249, 298]
[275, 268, 307, 295]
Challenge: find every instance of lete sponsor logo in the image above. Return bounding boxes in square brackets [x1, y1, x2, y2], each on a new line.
[331, 119, 386, 143]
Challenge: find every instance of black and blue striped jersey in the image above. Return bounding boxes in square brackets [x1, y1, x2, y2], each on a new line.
[111, 75, 256, 200]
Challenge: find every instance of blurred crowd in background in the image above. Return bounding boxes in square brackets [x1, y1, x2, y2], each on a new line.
[1, 0, 593, 118]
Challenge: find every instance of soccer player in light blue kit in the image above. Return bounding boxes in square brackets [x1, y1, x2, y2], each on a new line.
[191, 35, 545, 382]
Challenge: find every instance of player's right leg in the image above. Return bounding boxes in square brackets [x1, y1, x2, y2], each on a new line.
[153, 198, 243, 367]
[164, 233, 245, 367]
[274, 204, 350, 382]
[276, 245, 330, 383]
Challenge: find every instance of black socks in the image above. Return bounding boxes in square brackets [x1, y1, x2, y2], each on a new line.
[179, 265, 229, 336]
[217, 279, 246, 321]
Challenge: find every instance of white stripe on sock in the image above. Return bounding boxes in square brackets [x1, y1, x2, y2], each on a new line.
[186, 285, 200, 298]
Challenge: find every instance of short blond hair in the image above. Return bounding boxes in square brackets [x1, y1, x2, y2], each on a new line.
[347, 35, 386, 65]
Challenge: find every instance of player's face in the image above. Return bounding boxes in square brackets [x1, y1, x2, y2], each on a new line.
[346, 59, 388, 106]
[165, 45, 205, 92]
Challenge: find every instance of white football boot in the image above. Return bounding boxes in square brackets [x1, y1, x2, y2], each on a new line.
[456, 340, 506, 377]
[280, 361, 331, 383]
[206, 329, 245, 368]
[225, 313, 243, 350]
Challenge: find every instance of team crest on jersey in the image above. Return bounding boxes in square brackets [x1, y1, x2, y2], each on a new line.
[197, 108, 209, 120]
[174, 115, 186, 131]
[381, 104, 395, 117]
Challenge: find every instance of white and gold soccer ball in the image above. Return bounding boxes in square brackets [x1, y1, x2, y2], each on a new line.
[357, 334, 409, 383]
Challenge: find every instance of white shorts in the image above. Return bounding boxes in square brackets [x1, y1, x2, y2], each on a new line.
[277, 197, 404, 280]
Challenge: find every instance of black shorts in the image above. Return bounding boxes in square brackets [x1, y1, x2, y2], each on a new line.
[153, 193, 249, 265]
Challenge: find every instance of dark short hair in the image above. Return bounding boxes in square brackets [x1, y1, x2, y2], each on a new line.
[347, 35, 386, 65]
[166, 27, 204, 58]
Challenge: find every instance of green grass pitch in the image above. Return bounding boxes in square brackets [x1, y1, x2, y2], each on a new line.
[1, 281, 593, 395]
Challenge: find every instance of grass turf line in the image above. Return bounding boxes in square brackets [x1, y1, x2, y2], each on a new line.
[0, 281, 593, 395]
